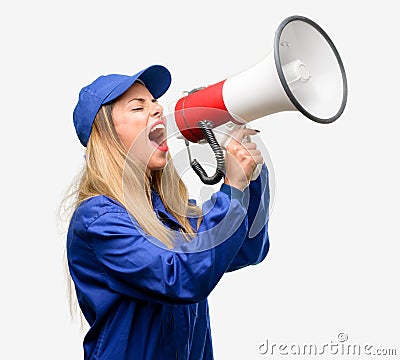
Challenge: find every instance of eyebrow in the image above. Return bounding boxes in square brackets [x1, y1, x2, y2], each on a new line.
[127, 97, 157, 105]
[127, 97, 146, 104]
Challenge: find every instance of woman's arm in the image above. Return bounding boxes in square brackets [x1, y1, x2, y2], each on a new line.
[70, 190, 248, 305]
[223, 163, 270, 272]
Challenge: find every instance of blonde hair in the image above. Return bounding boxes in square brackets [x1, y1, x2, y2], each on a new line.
[79, 103, 202, 245]
[62, 103, 202, 323]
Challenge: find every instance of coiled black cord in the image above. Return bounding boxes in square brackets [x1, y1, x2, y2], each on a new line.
[190, 121, 225, 185]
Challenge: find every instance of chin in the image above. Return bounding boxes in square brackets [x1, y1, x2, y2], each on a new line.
[147, 156, 168, 171]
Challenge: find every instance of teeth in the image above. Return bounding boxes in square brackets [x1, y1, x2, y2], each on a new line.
[150, 124, 165, 133]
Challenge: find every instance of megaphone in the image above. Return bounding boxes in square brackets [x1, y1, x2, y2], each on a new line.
[168, 15, 348, 184]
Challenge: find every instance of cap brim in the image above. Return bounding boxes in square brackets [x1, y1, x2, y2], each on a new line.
[103, 65, 171, 104]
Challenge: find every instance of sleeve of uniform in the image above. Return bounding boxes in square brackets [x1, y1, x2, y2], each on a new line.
[86, 190, 248, 304]
[222, 163, 270, 272]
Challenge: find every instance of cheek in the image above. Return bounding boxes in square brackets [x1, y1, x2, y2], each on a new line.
[124, 129, 145, 151]
[116, 119, 146, 150]
[128, 130, 157, 166]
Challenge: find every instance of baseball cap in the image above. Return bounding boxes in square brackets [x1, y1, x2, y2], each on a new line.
[73, 65, 172, 147]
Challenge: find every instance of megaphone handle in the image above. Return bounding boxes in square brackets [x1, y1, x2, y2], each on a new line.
[190, 121, 225, 185]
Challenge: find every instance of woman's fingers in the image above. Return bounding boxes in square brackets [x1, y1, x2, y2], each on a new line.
[242, 142, 257, 150]
[224, 128, 264, 190]
[229, 128, 260, 145]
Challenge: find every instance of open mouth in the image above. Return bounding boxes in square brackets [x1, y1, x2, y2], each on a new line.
[148, 121, 168, 152]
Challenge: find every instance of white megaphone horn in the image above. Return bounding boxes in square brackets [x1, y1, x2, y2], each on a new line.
[168, 15, 348, 184]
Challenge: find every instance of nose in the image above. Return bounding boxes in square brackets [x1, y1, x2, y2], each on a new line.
[151, 101, 163, 118]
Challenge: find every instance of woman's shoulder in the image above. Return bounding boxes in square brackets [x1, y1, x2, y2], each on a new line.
[71, 195, 127, 230]
[80, 194, 124, 209]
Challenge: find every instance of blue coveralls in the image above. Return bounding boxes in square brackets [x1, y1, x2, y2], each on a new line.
[67, 164, 270, 359]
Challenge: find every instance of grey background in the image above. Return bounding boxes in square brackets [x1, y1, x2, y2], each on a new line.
[1, 0, 398, 358]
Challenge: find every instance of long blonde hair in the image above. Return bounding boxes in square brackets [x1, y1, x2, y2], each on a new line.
[78, 103, 202, 245]
[62, 103, 202, 322]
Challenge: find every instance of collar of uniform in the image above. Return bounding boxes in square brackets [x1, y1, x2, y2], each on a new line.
[151, 190, 183, 230]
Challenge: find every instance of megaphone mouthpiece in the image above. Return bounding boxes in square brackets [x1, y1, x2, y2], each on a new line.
[173, 80, 238, 143]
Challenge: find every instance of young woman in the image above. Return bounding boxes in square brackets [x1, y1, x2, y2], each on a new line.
[66, 64, 270, 359]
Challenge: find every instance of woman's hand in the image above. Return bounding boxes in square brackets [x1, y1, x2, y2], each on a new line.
[224, 128, 264, 191]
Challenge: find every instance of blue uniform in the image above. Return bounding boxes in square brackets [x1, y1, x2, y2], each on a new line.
[67, 165, 270, 359]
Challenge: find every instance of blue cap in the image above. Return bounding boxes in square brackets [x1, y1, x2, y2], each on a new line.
[73, 65, 171, 147]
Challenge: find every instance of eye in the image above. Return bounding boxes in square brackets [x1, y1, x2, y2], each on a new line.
[131, 107, 144, 112]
